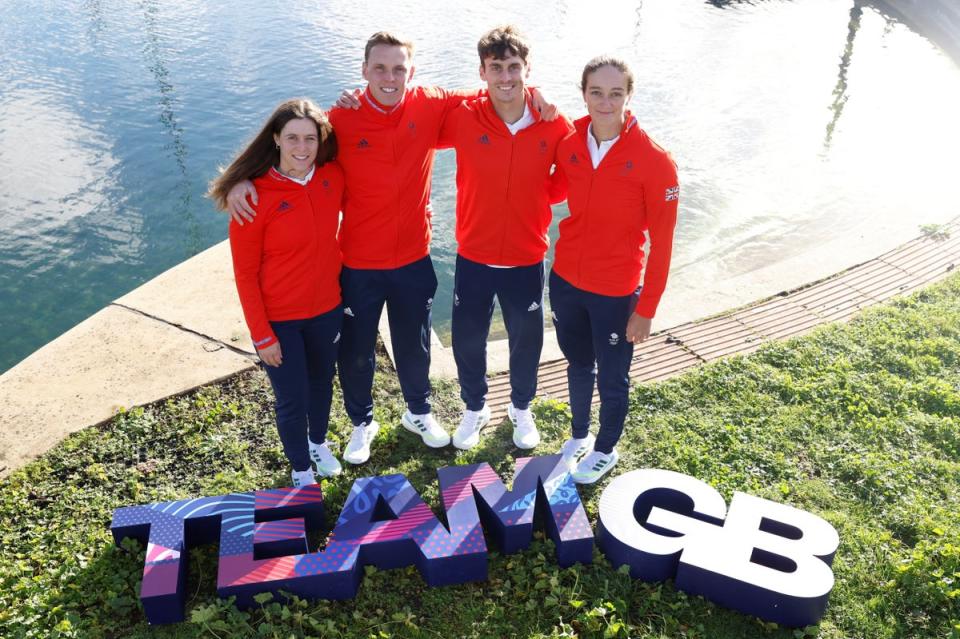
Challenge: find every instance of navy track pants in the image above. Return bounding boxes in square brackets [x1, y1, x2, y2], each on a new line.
[263, 307, 342, 472]
[338, 256, 437, 425]
[452, 255, 545, 411]
[548, 270, 640, 454]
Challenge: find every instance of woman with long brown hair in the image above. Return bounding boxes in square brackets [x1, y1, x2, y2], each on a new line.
[209, 98, 345, 487]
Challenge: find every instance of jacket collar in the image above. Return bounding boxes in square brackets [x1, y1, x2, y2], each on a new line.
[479, 91, 541, 134]
[363, 86, 406, 116]
[574, 111, 638, 147]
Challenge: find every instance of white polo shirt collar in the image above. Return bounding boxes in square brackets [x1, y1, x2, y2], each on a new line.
[587, 123, 619, 168]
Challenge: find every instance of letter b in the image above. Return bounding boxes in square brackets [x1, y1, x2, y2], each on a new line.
[670, 492, 839, 628]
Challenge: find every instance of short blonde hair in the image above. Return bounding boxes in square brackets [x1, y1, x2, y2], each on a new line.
[364, 31, 415, 61]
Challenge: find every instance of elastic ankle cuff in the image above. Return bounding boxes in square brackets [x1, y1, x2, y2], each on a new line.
[407, 401, 431, 415]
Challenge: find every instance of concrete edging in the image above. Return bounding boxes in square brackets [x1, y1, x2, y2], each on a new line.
[2, 218, 958, 478]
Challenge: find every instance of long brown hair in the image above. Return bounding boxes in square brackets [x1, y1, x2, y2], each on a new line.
[207, 98, 337, 210]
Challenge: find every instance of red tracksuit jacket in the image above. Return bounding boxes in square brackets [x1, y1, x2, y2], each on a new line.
[329, 86, 478, 269]
[229, 164, 345, 349]
[439, 96, 572, 266]
[552, 113, 679, 318]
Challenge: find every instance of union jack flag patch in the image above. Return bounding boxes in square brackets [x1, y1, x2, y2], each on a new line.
[665, 186, 680, 202]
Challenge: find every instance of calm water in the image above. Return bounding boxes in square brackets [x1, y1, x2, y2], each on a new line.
[2, 0, 960, 373]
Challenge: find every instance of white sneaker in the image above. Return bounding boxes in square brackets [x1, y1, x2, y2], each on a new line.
[571, 449, 619, 484]
[343, 420, 380, 465]
[401, 411, 451, 448]
[291, 468, 317, 488]
[507, 404, 540, 449]
[452, 404, 491, 450]
[559, 433, 596, 466]
[308, 439, 342, 477]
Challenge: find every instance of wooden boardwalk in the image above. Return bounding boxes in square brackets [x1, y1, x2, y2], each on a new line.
[485, 220, 960, 421]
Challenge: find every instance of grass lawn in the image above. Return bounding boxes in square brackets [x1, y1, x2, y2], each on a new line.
[2, 274, 959, 638]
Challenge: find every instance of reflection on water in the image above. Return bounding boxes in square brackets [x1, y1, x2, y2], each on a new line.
[1, 0, 959, 372]
[824, 1, 864, 149]
[139, 0, 201, 256]
[0, 89, 119, 246]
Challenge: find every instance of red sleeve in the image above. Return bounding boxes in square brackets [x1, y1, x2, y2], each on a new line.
[331, 162, 348, 213]
[438, 105, 463, 149]
[635, 153, 679, 318]
[435, 87, 485, 118]
[548, 162, 568, 205]
[228, 206, 277, 350]
[548, 120, 574, 204]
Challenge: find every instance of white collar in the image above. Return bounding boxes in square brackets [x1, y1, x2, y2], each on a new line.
[586, 123, 620, 168]
[505, 102, 534, 135]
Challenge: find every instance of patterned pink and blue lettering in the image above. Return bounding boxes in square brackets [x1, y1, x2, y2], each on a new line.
[111, 455, 592, 625]
[438, 454, 593, 566]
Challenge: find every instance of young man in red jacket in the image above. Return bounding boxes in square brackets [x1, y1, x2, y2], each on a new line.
[439, 26, 572, 451]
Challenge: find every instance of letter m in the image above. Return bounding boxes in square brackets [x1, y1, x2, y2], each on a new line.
[437, 454, 593, 566]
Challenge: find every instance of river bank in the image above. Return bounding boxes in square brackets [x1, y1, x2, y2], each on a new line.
[2, 265, 959, 637]
[2, 219, 958, 478]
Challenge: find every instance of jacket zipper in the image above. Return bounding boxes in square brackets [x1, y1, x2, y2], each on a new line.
[498, 132, 517, 264]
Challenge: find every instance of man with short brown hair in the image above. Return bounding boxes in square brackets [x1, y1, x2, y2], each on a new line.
[441, 25, 572, 452]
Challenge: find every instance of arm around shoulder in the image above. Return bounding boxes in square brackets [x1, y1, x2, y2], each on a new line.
[226, 179, 260, 224]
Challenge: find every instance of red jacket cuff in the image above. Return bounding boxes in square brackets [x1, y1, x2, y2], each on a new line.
[251, 334, 277, 350]
[634, 297, 658, 319]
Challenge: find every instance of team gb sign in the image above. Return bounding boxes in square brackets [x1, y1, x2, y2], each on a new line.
[111, 454, 839, 628]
